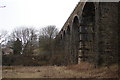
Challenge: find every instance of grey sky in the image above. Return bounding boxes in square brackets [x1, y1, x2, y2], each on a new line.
[0, 0, 80, 32]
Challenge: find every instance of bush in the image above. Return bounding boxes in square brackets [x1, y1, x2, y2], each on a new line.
[49, 53, 65, 66]
[2, 54, 50, 66]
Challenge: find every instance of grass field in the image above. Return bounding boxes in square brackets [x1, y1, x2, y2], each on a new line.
[2, 62, 119, 78]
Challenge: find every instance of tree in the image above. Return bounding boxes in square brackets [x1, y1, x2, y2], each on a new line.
[40, 25, 58, 39]
[39, 25, 58, 54]
[10, 27, 38, 54]
[13, 38, 22, 55]
[0, 30, 8, 45]
[0, 45, 2, 65]
[0, 30, 8, 57]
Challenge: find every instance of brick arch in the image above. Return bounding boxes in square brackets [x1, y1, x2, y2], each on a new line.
[71, 16, 80, 64]
[66, 25, 70, 35]
[60, 34, 62, 40]
[60, 29, 66, 40]
[63, 30, 66, 38]
[72, 16, 79, 30]
[79, 2, 95, 61]
[81, 1, 96, 10]
[82, 2, 95, 17]
[55, 1, 119, 66]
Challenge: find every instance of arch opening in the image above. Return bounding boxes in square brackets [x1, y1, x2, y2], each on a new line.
[63, 30, 66, 39]
[71, 16, 80, 64]
[67, 25, 70, 35]
[60, 34, 62, 40]
[79, 2, 95, 62]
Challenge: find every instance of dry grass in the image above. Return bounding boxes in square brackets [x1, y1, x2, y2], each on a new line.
[2, 62, 119, 78]
[66, 61, 94, 71]
[2, 66, 15, 70]
[66, 61, 119, 78]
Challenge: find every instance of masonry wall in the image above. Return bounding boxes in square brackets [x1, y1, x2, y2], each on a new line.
[96, 2, 119, 65]
[54, 2, 119, 66]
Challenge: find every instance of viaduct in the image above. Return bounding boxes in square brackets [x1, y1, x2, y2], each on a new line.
[54, 1, 120, 66]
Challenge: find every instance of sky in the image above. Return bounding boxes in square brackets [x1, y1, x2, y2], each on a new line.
[0, 0, 80, 33]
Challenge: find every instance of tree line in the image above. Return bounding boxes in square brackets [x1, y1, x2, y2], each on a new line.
[0, 25, 58, 55]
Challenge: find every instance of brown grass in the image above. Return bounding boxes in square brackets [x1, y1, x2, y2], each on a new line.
[3, 66, 15, 70]
[66, 61, 94, 71]
[2, 62, 119, 78]
[66, 61, 119, 78]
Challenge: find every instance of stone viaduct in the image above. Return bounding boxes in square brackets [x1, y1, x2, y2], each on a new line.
[54, 1, 119, 66]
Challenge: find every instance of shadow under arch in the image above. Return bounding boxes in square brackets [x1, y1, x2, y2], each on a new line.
[66, 25, 70, 35]
[63, 30, 66, 39]
[79, 2, 95, 62]
[71, 16, 80, 64]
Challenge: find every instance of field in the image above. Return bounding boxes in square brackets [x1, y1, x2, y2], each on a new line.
[2, 62, 119, 78]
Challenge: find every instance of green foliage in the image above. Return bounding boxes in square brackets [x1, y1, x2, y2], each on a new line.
[2, 54, 51, 66]
[49, 53, 65, 66]
[13, 38, 22, 55]
[39, 35, 55, 54]
[39, 26, 58, 54]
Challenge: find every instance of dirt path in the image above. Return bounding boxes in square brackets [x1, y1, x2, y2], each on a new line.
[2, 63, 119, 78]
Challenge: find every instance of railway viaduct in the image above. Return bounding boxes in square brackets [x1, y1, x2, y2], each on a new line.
[54, 1, 120, 66]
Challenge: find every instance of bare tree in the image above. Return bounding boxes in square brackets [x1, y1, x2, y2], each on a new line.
[39, 25, 58, 54]
[0, 30, 8, 59]
[40, 25, 58, 39]
[10, 27, 38, 54]
[0, 30, 8, 44]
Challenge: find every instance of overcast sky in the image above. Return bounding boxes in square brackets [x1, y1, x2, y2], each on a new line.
[0, 0, 80, 33]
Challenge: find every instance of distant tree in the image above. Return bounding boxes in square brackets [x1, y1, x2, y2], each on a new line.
[0, 30, 8, 45]
[13, 38, 22, 55]
[40, 25, 58, 39]
[10, 27, 38, 54]
[39, 25, 58, 54]
[0, 45, 2, 65]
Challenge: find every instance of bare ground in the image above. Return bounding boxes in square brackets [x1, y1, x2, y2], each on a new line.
[2, 62, 119, 78]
